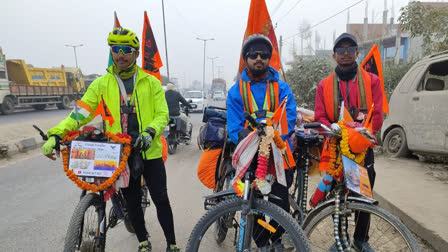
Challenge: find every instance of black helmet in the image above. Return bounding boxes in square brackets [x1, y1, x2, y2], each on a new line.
[242, 34, 273, 60]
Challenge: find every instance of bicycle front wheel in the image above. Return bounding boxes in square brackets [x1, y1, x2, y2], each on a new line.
[187, 197, 310, 252]
[64, 193, 106, 252]
[303, 202, 419, 251]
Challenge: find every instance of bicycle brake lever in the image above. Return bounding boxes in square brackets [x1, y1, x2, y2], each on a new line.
[33, 125, 48, 141]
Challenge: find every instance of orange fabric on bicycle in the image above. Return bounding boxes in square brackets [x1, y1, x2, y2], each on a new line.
[197, 148, 222, 189]
[319, 138, 330, 172]
[347, 127, 371, 154]
[161, 136, 168, 163]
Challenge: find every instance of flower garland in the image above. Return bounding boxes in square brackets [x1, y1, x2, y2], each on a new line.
[327, 137, 343, 181]
[61, 131, 132, 193]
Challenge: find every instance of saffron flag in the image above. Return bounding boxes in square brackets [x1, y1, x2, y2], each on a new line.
[270, 96, 288, 136]
[93, 96, 115, 126]
[361, 44, 389, 115]
[108, 11, 121, 67]
[142, 11, 163, 82]
[238, 0, 282, 77]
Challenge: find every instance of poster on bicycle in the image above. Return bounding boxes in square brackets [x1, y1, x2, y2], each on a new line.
[69, 140, 122, 178]
[341, 155, 373, 199]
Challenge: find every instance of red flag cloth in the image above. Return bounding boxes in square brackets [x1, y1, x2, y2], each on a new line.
[142, 11, 163, 82]
[238, 0, 281, 76]
[361, 44, 389, 115]
[93, 96, 115, 126]
[114, 11, 121, 28]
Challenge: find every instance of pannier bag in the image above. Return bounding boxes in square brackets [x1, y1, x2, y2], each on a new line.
[197, 148, 222, 189]
[199, 116, 226, 150]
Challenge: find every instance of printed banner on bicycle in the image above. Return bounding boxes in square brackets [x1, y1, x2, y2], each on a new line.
[69, 140, 122, 178]
[341, 155, 373, 199]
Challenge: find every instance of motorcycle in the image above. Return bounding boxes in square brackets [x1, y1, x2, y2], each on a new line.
[164, 103, 193, 154]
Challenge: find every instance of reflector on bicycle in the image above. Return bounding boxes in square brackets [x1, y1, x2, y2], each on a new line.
[341, 155, 373, 199]
[69, 140, 122, 178]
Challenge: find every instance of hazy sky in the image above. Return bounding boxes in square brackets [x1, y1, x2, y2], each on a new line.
[2, 0, 412, 88]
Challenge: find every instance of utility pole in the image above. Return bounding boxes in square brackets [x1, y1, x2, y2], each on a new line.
[217, 66, 223, 79]
[65, 44, 83, 68]
[161, 0, 170, 81]
[208, 56, 218, 81]
[196, 37, 214, 92]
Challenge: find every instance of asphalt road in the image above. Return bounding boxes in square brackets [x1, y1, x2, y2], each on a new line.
[0, 112, 211, 251]
[0, 106, 70, 125]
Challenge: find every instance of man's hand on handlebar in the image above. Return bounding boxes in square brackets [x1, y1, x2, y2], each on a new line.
[42, 136, 60, 160]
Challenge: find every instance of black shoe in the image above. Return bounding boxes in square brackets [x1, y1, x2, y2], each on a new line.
[166, 244, 180, 252]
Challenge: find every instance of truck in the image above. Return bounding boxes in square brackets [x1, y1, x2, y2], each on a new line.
[0, 47, 86, 115]
[210, 78, 226, 98]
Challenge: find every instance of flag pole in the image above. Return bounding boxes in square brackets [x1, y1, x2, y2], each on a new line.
[161, 0, 170, 81]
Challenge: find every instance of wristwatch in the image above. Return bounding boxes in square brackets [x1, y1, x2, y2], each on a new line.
[145, 127, 156, 138]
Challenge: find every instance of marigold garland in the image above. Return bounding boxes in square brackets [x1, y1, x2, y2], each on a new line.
[327, 125, 367, 181]
[61, 131, 132, 193]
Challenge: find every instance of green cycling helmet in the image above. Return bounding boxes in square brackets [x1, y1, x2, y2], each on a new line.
[107, 27, 140, 49]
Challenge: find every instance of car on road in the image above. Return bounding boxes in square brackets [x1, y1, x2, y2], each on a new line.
[212, 90, 226, 101]
[184, 90, 206, 112]
[381, 51, 448, 157]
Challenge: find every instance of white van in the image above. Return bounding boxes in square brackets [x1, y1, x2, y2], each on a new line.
[184, 90, 206, 112]
[381, 51, 448, 157]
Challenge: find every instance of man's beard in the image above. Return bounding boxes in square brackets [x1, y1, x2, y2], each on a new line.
[249, 64, 268, 78]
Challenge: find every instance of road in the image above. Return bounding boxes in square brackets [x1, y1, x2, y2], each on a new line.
[0, 112, 210, 251]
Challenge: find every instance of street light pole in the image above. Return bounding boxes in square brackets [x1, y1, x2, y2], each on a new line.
[161, 0, 170, 81]
[208, 56, 218, 81]
[65, 44, 83, 68]
[217, 65, 224, 78]
[197, 37, 214, 92]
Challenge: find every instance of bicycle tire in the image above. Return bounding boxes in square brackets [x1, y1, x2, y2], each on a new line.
[187, 197, 311, 252]
[64, 193, 106, 252]
[213, 160, 234, 243]
[303, 202, 420, 252]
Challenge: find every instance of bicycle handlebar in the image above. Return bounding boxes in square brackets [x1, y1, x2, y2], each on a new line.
[303, 122, 335, 135]
[243, 111, 259, 129]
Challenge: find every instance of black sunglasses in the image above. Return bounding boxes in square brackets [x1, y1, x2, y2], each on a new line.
[246, 51, 270, 60]
[335, 46, 358, 55]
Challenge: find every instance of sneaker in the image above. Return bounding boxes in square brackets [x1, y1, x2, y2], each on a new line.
[353, 240, 375, 252]
[138, 240, 152, 252]
[166, 244, 180, 252]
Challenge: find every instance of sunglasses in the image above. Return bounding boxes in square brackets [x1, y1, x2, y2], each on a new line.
[335, 46, 358, 55]
[110, 45, 137, 55]
[246, 51, 270, 60]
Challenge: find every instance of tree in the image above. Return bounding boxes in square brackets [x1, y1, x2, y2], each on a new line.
[399, 2, 448, 55]
[286, 56, 334, 109]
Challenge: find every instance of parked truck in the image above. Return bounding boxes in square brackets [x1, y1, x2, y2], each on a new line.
[0, 47, 85, 115]
[210, 78, 226, 96]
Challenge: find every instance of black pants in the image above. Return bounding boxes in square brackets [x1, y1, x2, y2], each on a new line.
[353, 148, 376, 242]
[121, 158, 176, 245]
[253, 168, 294, 247]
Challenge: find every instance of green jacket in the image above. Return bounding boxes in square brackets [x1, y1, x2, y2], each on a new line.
[47, 66, 169, 160]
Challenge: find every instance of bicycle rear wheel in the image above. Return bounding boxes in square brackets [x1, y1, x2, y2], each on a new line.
[303, 202, 419, 251]
[64, 193, 106, 252]
[187, 197, 311, 252]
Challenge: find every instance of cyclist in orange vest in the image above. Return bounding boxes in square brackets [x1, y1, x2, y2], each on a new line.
[314, 32, 384, 252]
[227, 34, 297, 250]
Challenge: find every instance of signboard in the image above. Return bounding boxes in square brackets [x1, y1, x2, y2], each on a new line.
[69, 140, 121, 178]
[341, 155, 373, 199]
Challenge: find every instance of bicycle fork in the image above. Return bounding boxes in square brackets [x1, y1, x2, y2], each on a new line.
[237, 177, 255, 252]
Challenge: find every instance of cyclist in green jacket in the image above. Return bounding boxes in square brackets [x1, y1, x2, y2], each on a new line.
[41, 27, 179, 252]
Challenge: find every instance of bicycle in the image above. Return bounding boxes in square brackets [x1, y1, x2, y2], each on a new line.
[290, 122, 419, 252]
[34, 125, 150, 252]
[186, 112, 311, 252]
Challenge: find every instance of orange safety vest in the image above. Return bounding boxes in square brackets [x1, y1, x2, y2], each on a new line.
[238, 79, 295, 169]
[323, 67, 373, 122]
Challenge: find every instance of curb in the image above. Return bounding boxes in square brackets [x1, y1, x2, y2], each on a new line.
[1, 122, 103, 158]
[374, 190, 447, 251]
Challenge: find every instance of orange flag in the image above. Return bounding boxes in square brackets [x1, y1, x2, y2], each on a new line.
[108, 11, 121, 67]
[238, 0, 281, 76]
[142, 11, 163, 82]
[271, 96, 288, 136]
[361, 44, 389, 115]
[94, 96, 115, 126]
